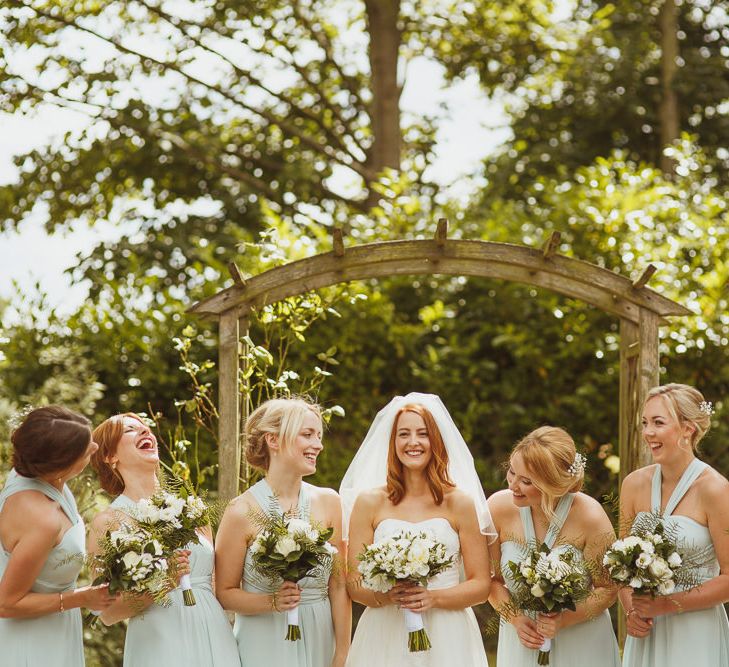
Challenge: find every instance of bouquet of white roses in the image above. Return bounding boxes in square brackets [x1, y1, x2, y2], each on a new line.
[507, 544, 590, 665]
[249, 515, 336, 640]
[603, 520, 685, 597]
[90, 521, 173, 619]
[357, 529, 454, 652]
[132, 485, 212, 606]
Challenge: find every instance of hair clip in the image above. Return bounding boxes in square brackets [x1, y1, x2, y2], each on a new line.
[568, 452, 587, 477]
[699, 401, 715, 416]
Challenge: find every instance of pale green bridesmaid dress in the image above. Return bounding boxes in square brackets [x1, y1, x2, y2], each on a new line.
[0, 469, 86, 666]
[498, 493, 621, 667]
[111, 495, 241, 667]
[234, 479, 335, 667]
[622, 459, 729, 666]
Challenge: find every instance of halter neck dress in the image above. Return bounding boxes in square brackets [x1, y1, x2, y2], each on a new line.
[0, 469, 86, 666]
[498, 493, 621, 667]
[234, 479, 335, 667]
[622, 459, 729, 666]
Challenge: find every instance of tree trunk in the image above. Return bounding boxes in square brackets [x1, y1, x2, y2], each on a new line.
[658, 0, 680, 176]
[364, 0, 402, 175]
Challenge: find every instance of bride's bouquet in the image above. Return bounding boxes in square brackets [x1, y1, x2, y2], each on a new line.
[249, 515, 337, 640]
[507, 544, 590, 665]
[603, 519, 691, 597]
[357, 529, 454, 652]
[132, 486, 212, 606]
[90, 521, 174, 617]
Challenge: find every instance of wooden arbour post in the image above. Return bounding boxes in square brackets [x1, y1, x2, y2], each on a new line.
[189, 227, 691, 506]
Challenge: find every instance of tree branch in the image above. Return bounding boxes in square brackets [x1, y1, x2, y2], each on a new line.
[11, 0, 376, 183]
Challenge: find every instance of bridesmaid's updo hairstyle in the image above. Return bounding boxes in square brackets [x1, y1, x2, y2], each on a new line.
[644, 383, 712, 452]
[91, 413, 146, 495]
[11, 405, 91, 478]
[511, 426, 584, 520]
[245, 397, 322, 472]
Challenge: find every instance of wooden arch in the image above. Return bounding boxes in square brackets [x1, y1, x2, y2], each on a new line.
[188, 223, 692, 502]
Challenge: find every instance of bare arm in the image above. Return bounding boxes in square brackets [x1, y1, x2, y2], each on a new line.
[345, 491, 385, 608]
[323, 491, 351, 667]
[487, 491, 545, 650]
[0, 493, 113, 619]
[632, 473, 729, 618]
[214, 494, 300, 615]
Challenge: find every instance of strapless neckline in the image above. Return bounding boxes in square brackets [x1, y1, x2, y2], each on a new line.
[374, 516, 457, 537]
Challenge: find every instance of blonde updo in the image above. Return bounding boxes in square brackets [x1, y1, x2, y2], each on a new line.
[644, 383, 712, 452]
[511, 426, 584, 520]
[245, 397, 322, 471]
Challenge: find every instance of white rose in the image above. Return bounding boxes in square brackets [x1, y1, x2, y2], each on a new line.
[286, 518, 312, 535]
[622, 536, 641, 549]
[629, 577, 644, 589]
[323, 542, 338, 555]
[530, 583, 546, 598]
[122, 551, 142, 570]
[136, 500, 160, 522]
[636, 553, 653, 569]
[657, 579, 675, 595]
[275, 536, 298, 557]
[648, 558, 670, 579]
[667, 552, 682, 568]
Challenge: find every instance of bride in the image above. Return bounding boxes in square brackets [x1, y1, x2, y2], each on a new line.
[341, 393, 494, 666]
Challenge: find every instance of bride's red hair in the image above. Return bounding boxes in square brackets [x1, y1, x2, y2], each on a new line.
[386, 403, 455, 506]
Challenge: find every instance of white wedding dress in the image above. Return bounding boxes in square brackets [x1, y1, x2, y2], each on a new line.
[346, 517, 489, 667]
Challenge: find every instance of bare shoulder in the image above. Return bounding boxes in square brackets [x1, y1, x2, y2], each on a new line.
[223, 489, 258, 522]
[697, 464, 729, 504]
[621, 465, 656, 494]
[353, 486, 388, 511]
[487, 489, 517, 521]
[309, 484, 340, 503]
[572, 492, 613, 527]
[444, 487, 477, 514]
[5, 490, 60, 532]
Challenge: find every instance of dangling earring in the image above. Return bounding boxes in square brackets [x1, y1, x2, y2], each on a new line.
[111, 461, 117, 470]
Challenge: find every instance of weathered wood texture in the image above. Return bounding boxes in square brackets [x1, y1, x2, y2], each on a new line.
[189, 240, 691, 322]
[217, 311, 240, 502]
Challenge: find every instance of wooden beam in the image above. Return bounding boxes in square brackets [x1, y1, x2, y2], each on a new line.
[435, 218, 448, 247]
[332, 227, 345, 257]
[218, 311, 240, 502]
[632, 264, 657, 290]
[188, 240, 694, 319]
[228, 261, 246, 287]
[238, 317, 251, 489]
[542, 231, 561, 259]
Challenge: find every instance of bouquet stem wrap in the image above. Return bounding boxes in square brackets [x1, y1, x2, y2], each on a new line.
[179, 573, 196, 606]
[537, 637, 551, 665]
[403, 608, 430, 652]
[286, 604, 301, 641]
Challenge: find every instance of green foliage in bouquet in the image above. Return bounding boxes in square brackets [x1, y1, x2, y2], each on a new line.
[248, 507, 336, 640]
[606, 512, 709, 598]
[87, 521, 175, 626]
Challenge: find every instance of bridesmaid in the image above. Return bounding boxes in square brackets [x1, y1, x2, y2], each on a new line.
[0, 405, 115, 665]
[620, 383, 729, 665]
[89, 412, 241, 667]
[488, 425, 621, 667]
[215, 397, 350, 667]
